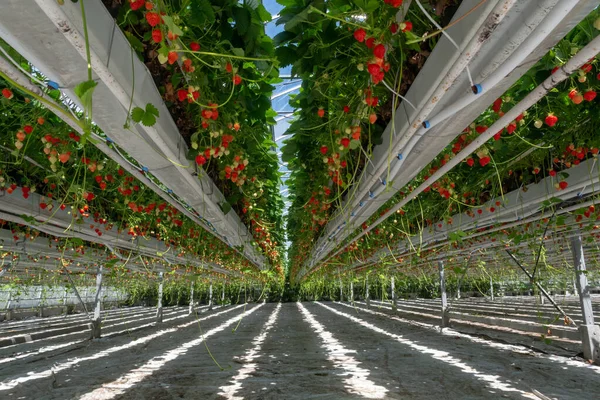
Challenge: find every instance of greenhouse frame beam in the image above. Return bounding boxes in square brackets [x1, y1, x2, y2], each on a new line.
[0, 0, 265, 268]
[304, 0, 600, 275]
[570, 235, 600, 363]
[438, 260, 450, 328]
[156, 271, 164, 323]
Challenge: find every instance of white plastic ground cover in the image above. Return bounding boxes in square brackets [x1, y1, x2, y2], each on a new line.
[297, 302, 388, 398]
[338, 301, 600, 375]
[78, 303, 263, 400]
[316, 302, 539, 399]
[0, 304, 245, 391]
[303, 0, 600, 275]
[0, 0, 265, 268]
[219, 303, 282, 399]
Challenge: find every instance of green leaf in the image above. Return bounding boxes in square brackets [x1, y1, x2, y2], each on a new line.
[232, 47, 245, 57]
[189, 0, 215, 26]
[349, 139, 360, 150]
[74, 80, 97, 112]
[255, 4, 272, 22]
[233, 7, 251, 36]
[219, 201, 232, 215]
[131, 107, 145, 123]
[161, 15, 184, 36]
[131, 103, 159, 127]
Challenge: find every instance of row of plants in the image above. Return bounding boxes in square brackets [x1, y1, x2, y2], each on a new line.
[285, 3, 600, 289]
[106, 0, 286, 266]
[0, 0, 296, 282]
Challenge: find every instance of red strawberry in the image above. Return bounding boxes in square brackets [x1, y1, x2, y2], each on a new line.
[225, 63, 232, 73]
[506, 122, 516, 134]
[466, 158, 474, 167]
[39, 202, 47, 210]
[167, 51, 178, 65]
[195, 154, 207, 165]
[365, 38, 375, 49]
[401, 21, 413, 32]
[492, 98, 502, 113]
[479, 156, 490, 167]
[233, 75, 242, 85]
[568, 89, 578, 99]
[549, 169, 556, 177]
[367, 63, 380, 76]
[190, 42, 201, 51]
[584, 90, 597, 102]
[341, 138, 350, 148]
[558, 181, 568, 190]
[353, 28, 366, 42]
[1, 88, 13, 100]
[145, 12, 160, 27]
[493, 131, 501, 141]
[373, 44, 386, 59]
[317, 108, 325, 118]
[343, 105, 350, 113]
[152, 29, 162, 43]
[545, 113, 558, 127]
[145, 2, 153, 10]
[390, 23, 398, 34]
[475, 125, 487, 134]
[369, 113, 377, 124]
[320, 145, 328, 155]
[130, 0, 144, 11]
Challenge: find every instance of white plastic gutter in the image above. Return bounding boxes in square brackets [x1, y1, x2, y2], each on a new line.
[0, 189, 235, 276]
[299, 32, 600, 279]
[0, 0, 265, 268]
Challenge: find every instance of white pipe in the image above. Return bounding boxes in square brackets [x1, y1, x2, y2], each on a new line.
[423, 0, 579, 130]
[301, 33, 600, 279]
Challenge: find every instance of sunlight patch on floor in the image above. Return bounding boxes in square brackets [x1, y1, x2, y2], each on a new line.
[356, 301, 600, 376]
[0, 305, 245, 391]
[317, 302, 538, 399]
[78, 304, 263, 400]
[218, 303, 282, 399]
[297, 302, 387, 399]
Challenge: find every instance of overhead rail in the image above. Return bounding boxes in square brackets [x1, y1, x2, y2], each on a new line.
[0, 0, 265, 268]
[302, 0, 600, 276]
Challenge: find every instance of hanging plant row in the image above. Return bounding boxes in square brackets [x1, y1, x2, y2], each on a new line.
[279, 1, 600, 289]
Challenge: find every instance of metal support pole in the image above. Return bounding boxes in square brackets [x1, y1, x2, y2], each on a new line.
[391, 276, 397, 311]
[221, 284, 225, 302]
[570, 236, 600, 363]
[91, 266, 103, 339]
[38, 286, 44, 318]
[490, 277, 494, 302]
[365, 275, 370, 307]
[339, 280, 343, 302]
[189, 281, 194, 315]
[505, 250, 575, 326]
[438, 260, 450, 328]
[156, 272, 164, 323]
[350, 281, 354, 305]
[208, 282, 213, 310]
